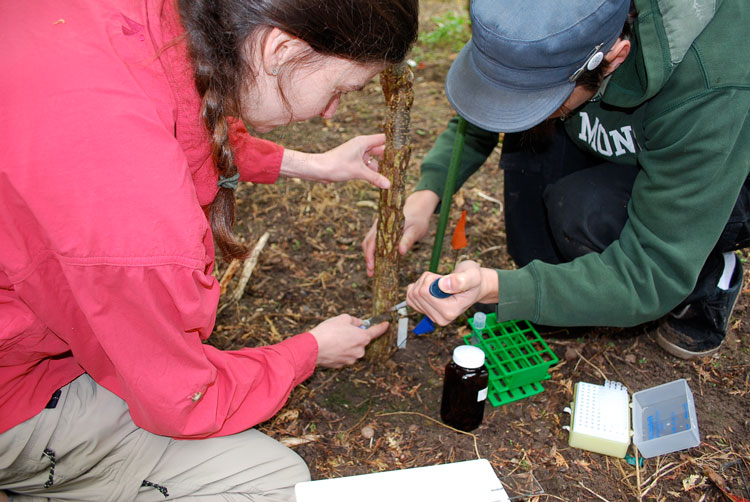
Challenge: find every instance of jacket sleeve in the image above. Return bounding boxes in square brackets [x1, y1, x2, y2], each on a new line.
[229, 118, 284, 185]
[496, 88, 750, 326]
[415, 115, 500, 207]
[16, 118, 316, 439]
[46, 259, 318, 439]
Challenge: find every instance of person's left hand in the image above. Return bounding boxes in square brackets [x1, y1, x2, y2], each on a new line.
[280, 134, 390, 189]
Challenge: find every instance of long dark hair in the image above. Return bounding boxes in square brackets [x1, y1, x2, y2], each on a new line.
[177, 0, 419, 261]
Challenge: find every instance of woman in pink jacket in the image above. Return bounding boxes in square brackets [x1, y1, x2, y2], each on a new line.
[0, 0, 418, 500]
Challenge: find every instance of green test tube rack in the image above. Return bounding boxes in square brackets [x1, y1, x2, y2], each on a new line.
[463, 315, 559, 407]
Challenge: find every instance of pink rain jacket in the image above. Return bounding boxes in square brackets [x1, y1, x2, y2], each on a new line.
[0, 0, 317, 438]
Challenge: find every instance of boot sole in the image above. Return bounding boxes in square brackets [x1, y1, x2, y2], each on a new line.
[655, 326, 723, 360]
[656, 262, 744, 360]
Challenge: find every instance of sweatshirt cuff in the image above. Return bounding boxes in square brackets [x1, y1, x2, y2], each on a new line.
[415, 164, 449, 213]
[275, 332, 318, 386]
[496, 265, 539, 322]
[414, 164, 447, 198]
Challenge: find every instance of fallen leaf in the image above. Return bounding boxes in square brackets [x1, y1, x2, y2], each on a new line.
[554, 451, 569, 469]
[407, 383, 422, 397]
[275, 408, 299, 424]
[528, 405, 539, 421]
[454, 191, 465, 207]
[574, 459, 592, 473]
[280, 434, 321, 447]
[682, 473, 702, 491]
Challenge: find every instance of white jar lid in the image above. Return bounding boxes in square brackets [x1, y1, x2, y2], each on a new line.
[452, 345, 486, 369]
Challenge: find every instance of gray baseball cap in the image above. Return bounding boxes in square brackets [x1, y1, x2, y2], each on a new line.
[445, 0, 630, 133]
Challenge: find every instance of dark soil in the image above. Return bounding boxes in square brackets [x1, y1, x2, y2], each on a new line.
[211, 2, 750, 500]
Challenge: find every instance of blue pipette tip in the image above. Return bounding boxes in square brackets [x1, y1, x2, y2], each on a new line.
[413, 316, 435, 335]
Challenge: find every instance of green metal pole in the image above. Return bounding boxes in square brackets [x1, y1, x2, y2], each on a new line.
[429, 116, 467, 273]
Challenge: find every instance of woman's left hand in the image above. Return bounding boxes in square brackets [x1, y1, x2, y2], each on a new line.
[279, 134, 390, 189]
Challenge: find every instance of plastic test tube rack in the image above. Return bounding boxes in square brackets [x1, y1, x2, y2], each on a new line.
[463, 314, 559, 407]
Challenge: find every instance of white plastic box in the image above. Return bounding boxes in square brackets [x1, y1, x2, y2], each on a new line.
[564, 379, 700, 458]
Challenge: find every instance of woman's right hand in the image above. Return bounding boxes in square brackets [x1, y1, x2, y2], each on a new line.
[309, 314, 388, 368]
[362, 190, 440, 277]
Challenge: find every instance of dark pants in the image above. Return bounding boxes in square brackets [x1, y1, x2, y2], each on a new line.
[501, 123, 750, 306]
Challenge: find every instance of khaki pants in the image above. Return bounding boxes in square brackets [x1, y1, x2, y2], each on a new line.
[0, 375, 309, 501]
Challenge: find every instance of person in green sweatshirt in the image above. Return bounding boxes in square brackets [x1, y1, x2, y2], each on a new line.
[363, 0, 750, 359]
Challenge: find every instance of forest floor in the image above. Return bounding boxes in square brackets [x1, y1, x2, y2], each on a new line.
[210, 1, 750, 500]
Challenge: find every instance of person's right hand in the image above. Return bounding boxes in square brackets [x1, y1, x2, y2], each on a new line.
[309, 314, 388, 368]
[362, 190, 440, 277]
[406, 260, 499, 326]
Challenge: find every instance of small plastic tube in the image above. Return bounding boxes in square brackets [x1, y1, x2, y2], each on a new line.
[473, 312, 486, 330]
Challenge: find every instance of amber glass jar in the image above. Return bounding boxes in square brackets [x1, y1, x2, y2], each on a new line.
[440, 345, 489, 432]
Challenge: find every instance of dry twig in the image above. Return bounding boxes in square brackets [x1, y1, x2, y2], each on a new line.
[478, 245, 505, 256]
[575, 349, 609, 381]
[538, 495, 567, 502]
[377, 411, 481, 459]
[473, 189, 503, 209]
[219, 258, 241, 295]
[577, 480, 612, 501]
[230, 231, 270, 303]
[614, 458, 638, 497]
[641, 459, 685, 497]
[635, 444, 643, 502]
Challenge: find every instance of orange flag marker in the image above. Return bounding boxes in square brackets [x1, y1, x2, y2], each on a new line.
[451, 210, 468, 250]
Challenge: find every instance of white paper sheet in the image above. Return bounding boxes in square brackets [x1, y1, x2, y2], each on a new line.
[295, 459, 510, 502]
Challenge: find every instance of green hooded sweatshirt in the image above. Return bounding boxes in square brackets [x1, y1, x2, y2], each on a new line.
[416, 0, 750, 326]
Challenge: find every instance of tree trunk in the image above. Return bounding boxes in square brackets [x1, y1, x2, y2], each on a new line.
[365, 62, 413, 362]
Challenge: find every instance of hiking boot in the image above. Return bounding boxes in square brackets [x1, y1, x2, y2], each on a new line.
[656, 256, 744, 359]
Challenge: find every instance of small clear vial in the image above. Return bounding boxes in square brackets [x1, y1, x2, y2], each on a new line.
[440, 345, 489, 432]
[473, 312, 486, 330]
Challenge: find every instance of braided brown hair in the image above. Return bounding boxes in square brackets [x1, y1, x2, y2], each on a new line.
[177, 0, 419, 261]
